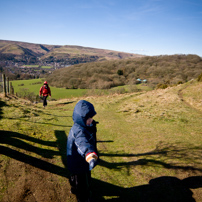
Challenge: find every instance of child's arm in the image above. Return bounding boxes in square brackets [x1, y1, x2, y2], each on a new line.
[86, 152, 98, 170]
[39, 86, 42, 96]
[74, 131, 99, 170]
[48, 87, 51, 96]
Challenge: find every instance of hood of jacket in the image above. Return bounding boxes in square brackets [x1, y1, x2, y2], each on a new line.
[72, 100, 96, 127]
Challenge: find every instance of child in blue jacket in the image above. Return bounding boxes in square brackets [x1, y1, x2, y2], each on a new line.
[67, 100, 99, 202]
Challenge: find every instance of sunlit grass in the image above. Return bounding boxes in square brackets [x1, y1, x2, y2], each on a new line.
[1, 80, 202, 201]
[11, 79, 87, 99]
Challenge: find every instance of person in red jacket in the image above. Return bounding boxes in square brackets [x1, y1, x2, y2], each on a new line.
[39, 81, 51, 108]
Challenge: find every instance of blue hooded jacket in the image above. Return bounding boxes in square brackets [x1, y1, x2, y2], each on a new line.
[67, 100, 97, 174]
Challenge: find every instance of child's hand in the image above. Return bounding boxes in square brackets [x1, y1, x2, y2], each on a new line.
[89, 159, 98, 171]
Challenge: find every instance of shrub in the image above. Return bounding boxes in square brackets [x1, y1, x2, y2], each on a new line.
[117, 69, 123, 75]
[116, 87, 127, 94]
[17, 88, 38, 102]
[69, 78, 80, 89]
[156, 83, 168, 89]
[110, 87, 127, 94]
[128, 85, 139, 93]
[197, 72, 202, 82]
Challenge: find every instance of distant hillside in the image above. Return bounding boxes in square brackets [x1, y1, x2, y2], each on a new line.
[0, 40, 144, 65]
[46, 54, 202, 89]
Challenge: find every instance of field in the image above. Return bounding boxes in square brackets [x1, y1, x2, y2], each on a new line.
[11, 79, 152, 100]
[23, 65, 40, 68]
[41, 66, 52, 69]
[11, 79, 87, 99]
[23, 65, 52, 69]
[1, 79, 202, 201]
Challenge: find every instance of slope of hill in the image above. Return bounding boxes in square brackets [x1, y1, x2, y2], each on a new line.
[0, 40, 144, 64]
[46, 54, 202, 89]
[0, 40, 54, 56]
[0, 80, 202, 201]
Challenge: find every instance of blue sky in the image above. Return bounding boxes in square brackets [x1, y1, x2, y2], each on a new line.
[0, 0, 202, 56]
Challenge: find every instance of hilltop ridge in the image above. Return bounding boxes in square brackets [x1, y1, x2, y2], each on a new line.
[0, 40, 144, 65]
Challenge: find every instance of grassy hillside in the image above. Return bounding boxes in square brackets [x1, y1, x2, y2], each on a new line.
[46, 54, 202, 89]
[0, 79, 202, 201]
[0, 40, 143, 63]
[0, 40, 58, 56]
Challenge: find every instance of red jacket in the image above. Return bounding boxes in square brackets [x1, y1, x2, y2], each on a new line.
[39, 85, 51, 96]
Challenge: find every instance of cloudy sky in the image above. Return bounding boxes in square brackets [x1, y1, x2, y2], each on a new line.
[0, 0, 202, 56]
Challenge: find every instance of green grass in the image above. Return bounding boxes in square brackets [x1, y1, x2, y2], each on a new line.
[111, 84, 153, 92]
[11, 79, 152, 100]
[20, 65, 52, 69]
[11, 79, 87, 99]
[41, 66, 52, 69]
[1, 80, 202, 201]
[23, 65, 39, 67]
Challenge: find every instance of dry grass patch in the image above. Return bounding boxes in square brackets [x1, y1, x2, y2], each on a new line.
[182, 81, 202, 112]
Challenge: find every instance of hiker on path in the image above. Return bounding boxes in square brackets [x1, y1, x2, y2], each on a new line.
[39, 81, 51, 108]
[67, 100, 99, 202]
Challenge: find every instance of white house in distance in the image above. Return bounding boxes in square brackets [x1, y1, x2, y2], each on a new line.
[136, 78, 147, 84]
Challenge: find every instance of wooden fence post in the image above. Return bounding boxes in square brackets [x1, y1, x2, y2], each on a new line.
[10, 82, 14, 95]
[6, 77, 9, 94]
[2, 74, 6, 97]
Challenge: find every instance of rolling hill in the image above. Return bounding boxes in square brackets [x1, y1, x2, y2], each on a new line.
[0, 40, 144, 64]
[46, 54, 202, 89]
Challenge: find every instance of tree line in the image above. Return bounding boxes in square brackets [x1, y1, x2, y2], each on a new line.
[46, 54, 202, 89]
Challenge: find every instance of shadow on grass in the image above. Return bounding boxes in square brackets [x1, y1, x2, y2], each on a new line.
[55, 130, 68, 168]
[55, 101, 76, 106]
[92, 175, 201, 201]
[40, 111, 72, 118]
[0, 130, 69, 177]
[47, 100, 76, 111]
[99, 141, 202, 172]
[37, 109, 72, 118]
[5, 117, 72, 128]
[93, 141, 202, 201]
[97, 140, 114, 143]
[1, 131, 202, 201]
[0, 99, 8, 120]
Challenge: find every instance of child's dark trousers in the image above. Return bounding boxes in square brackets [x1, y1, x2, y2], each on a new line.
[69, 171, 92, 202]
